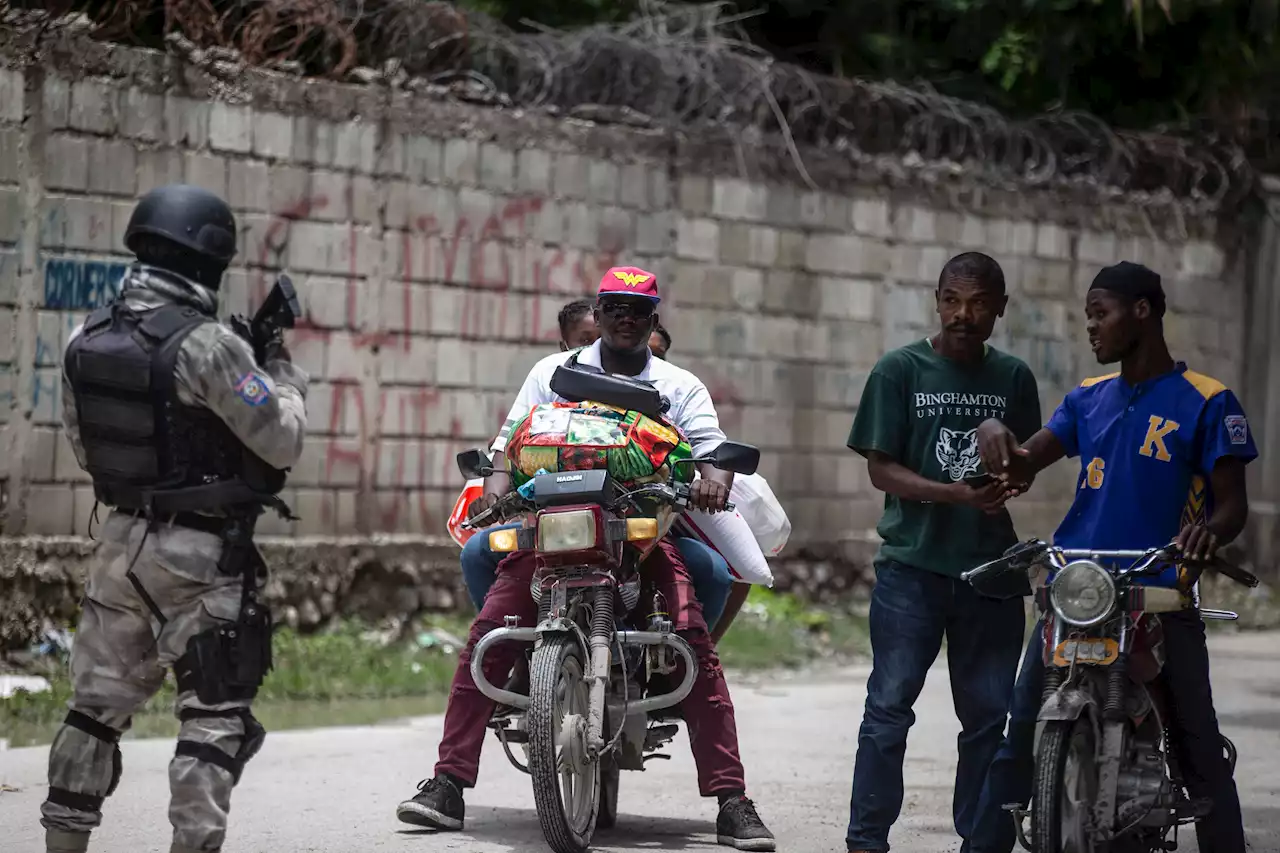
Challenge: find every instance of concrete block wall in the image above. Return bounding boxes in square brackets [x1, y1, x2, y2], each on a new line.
[0, 45, 1249, 562]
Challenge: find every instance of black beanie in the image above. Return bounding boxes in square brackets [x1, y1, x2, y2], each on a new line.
[1088, 261, 1166, 318]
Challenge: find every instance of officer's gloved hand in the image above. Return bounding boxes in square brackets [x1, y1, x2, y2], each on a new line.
[261, 337, 292, 364]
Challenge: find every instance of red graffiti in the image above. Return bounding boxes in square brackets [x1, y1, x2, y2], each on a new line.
[706, 379, 745, 434]
[250, 190, 622, 535]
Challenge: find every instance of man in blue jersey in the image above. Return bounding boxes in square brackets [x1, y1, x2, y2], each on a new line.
[967, 261, 1256, 853]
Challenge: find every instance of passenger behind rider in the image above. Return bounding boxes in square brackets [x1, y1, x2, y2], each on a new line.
[649, 321, 672, 360]
[394, 267, 776, 851]
[457, 298, 738, 635]
[968, 261, 1256, 853]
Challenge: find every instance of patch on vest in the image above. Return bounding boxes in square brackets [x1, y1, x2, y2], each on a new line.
[235, 371, 271, 407]
[1225, 414, 1248, 445]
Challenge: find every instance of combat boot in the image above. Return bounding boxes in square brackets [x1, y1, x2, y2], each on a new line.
[46, 829, 90, 853]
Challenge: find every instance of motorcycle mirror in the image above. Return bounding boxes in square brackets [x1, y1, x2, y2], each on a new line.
[457, 449, 494, 480]
[700, 441, 761, 476]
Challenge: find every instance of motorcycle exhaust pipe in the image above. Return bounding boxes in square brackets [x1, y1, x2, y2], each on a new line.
[1199, 608, 1239, 621]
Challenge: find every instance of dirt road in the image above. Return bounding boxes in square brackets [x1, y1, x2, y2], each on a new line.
[2, 630, 1277, 852]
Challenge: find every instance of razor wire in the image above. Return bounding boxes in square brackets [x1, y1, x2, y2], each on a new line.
[0, 0, 1261, 212]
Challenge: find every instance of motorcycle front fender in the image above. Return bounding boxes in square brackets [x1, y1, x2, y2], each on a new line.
[536, 616, 578, 635]
[1038, 684, 1098, 723]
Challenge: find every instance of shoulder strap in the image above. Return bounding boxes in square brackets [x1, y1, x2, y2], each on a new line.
[136, 303, 208, 343]
[82, 305, 114, 335]
[148, 309, 212, 403]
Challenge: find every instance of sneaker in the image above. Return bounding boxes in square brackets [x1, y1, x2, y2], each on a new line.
[716, 795, 776, 851]
[395, 775, 465, 830]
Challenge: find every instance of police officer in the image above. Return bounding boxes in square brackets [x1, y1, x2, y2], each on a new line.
[40, 184, 309, 853]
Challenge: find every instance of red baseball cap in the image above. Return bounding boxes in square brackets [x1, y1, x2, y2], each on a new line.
[597, 265, 661, 303]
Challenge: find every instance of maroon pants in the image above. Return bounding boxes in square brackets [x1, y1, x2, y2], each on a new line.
[435, 538, 747, 797]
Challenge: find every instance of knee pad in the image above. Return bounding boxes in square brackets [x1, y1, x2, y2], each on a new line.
[174, 707, 266, 786]
[46, 710, 123, 813]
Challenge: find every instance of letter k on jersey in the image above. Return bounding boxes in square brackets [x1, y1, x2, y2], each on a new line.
[1139, 416, 1179, 462]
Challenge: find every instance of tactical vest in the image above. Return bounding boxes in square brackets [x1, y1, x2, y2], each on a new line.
[63, 300, 287, 516]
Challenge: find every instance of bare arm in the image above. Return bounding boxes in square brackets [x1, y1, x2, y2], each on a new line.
[866, 451, 963, 503]
[710, 582, 750, 644]
[1207, 457, 1249, 544]
[1178, 457, 1249, 562]
[484, 450, 511, 499]
[977, 421, 1068, 487]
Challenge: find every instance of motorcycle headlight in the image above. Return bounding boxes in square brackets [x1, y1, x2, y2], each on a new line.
[1050, 560, 1117, 627]
[537, 510, 598, 553]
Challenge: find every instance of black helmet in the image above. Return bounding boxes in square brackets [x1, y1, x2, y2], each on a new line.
[124, 184, 238, 267]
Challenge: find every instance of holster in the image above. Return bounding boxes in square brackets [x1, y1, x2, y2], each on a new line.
[173, 512, 274, 705]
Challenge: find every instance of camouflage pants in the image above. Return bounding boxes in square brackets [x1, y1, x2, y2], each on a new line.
[40, 511, 262, 853]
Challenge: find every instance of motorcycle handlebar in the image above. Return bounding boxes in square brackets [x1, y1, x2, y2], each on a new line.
[461, 479, 737, 532]
[1210, 557, 1260, 589]
[618, 482, 735, 513]
[961, 540, 1259, 589]
[460, 491, 531, 531]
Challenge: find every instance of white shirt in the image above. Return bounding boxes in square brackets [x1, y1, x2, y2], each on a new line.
[491, 340, 726, 458]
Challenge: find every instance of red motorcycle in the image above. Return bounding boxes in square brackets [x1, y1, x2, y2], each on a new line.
[455, 364, 761, 853]
[963, 539, 1258, 853]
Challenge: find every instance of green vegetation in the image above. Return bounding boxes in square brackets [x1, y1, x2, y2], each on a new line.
[466, 0, 1280, 134]
[0, 589, 868, 747]
[716, 584, 870, 670]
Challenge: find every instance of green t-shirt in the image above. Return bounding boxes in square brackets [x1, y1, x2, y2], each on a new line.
[848, 337, 1043, 578]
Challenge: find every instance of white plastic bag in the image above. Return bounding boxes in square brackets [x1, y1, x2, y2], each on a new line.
[673, 507, 775, 587]
[728, 472, 792, 557]
[669, 471, 789, 588]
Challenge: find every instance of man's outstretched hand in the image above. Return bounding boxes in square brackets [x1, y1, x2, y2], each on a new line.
[953, 480, 1015, 515]
[977, 418, 1033, 490]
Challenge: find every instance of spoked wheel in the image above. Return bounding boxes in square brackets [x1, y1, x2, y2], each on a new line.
[1033, 719, 1100, 853]
[528, 635, 600, 853]
[597, 754, 620, 829]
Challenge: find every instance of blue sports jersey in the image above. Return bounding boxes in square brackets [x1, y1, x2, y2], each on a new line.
[1046, 362, 1259, 587]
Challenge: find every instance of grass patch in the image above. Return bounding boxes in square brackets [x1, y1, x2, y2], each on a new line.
[2, 590, 865, 746]
[0, 617, 472, 746]
[717, 585, 869, 670]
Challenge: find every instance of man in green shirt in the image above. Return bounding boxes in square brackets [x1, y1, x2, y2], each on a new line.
[844, 252, 1043, 853]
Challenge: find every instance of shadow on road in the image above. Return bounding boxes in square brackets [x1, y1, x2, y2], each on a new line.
[394, 805, 719, 850]
[1218, 709, 1280, 731]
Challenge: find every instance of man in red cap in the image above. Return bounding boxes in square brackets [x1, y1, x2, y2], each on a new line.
[394, 266, 777, 851]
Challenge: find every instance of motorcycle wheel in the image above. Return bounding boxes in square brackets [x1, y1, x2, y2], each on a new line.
[597, 754, 620, 829]
[528, 634, 600, 853]
[1032, 719, 1101, 853]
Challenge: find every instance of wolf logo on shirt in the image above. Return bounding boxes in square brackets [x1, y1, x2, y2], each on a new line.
[936, 427, 981, 481]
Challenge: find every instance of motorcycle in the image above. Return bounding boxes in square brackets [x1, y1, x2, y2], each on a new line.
[962, 539, 1260, 853]
[455, 364, 761, 853]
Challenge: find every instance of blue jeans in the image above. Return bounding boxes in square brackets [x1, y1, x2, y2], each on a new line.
[458, 523, 735, 631]
[969, 611, 1245, 853]
[846, 560, 1025, 852]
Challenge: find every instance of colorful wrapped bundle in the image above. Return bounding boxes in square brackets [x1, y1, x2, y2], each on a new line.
[504, 401, 694, 490]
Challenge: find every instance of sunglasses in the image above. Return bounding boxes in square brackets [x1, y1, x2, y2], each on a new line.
[598, 300, 656, 319]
